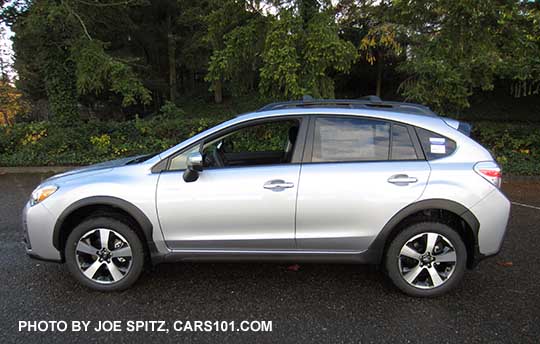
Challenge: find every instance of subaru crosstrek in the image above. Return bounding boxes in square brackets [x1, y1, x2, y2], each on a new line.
[22, 98, 511, 297]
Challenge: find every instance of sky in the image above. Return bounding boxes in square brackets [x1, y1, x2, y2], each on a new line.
[0, 22, 15, 80]
[0, 0, 16, 80]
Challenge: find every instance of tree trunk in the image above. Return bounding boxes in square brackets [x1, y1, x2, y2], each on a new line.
[1, 111, 9, 126]
[167, 14, 177, 103]
[376, 52, 383, 97]
[214, 79, 223, 104]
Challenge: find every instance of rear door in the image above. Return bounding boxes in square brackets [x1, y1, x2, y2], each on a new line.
[295, 116, 430, 251]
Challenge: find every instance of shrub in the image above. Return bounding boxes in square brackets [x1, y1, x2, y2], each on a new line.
[1, 117, 539, 176]
[0, 114, 228, 166]
[471, 122, 540, 176]
[159, 101, 185, 118]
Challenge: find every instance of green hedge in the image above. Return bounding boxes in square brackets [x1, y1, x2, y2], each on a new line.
[1, 118, 539, 176]
[471, 122, 540, 176]
[0, 115, 228, 166]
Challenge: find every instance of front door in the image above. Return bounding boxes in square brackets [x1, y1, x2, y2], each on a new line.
[156, 118, 305, 251]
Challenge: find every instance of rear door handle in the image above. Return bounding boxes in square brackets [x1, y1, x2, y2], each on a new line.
[263, 179, 295, 190]
[387, 174, 418, 185]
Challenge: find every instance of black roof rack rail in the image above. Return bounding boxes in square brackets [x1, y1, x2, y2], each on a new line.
[257, 96, 436, 116]
[358, 95, 383, 102]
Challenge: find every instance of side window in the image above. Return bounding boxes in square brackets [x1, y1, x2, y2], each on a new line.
[209, 121, 295, 153]
[312, 117, 390, 162]
[169, 144, 200, 170]
[416, 127, 456, 160]
[169, 119, 300, 170]
[202, 119, 300, 168]
[391, 124, 418, 160]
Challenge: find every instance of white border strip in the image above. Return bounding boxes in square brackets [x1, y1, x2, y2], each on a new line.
[512, 202, 540, 211]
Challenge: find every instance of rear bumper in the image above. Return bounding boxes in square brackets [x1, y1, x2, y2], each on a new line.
[469, 189, 511, 257]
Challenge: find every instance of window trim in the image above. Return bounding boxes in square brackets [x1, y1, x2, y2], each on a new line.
[303, 115, 426, 164]
[408, 125, 425, 160]
[157, 115, 308, 172]
[389, 123, 423, 161]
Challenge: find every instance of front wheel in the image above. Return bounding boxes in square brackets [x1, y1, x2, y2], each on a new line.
[385, 222, 467, 297]
[65, 217, 145, 291]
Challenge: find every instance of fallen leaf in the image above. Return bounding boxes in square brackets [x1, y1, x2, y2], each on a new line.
[287, 264, 300, 272]
[497, 261, 513, 267]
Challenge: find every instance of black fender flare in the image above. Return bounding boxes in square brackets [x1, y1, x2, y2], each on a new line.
[53, 196, 154, 251]
[366, 198, 480, 263]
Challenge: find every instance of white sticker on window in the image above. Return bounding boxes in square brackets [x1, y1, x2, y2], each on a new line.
[429, 137, 446, 145]
[431, 144, 446, 154]
[429, 137, 446, 154]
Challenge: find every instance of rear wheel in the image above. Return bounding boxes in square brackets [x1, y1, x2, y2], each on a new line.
[385, 222, 467, 297]
[65, 217, 145, 291]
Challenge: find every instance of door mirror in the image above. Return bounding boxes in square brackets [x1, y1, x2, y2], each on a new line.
[187, 151, 203, 172]
[183, 152, 203, 182]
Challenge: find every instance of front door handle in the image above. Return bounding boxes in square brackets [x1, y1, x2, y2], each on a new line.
[263, 179, 295, 190]
[387, 174, 418, 185]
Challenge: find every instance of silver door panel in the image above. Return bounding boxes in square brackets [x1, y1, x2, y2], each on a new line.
[296, 161, 431, 251]
[156, 165, 300, 250]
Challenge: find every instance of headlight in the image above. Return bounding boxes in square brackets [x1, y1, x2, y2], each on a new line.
[30, 185, 59, 206]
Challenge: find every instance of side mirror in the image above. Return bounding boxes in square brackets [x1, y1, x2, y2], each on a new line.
[183, 152, 203, 182]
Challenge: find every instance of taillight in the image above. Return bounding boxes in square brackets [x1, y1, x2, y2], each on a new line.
[474, 161, 502, 188]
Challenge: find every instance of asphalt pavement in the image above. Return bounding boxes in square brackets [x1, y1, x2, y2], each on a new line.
[0, 173, 538, 343]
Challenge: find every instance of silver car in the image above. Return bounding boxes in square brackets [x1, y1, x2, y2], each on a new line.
[22, 98, 510, 297]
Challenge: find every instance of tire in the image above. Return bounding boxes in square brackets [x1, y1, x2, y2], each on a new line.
[65, 216, 145, 291]
[385, 221, 467, 297]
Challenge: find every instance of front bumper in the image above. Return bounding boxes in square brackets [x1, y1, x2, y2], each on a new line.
[22, 201, 63, 262]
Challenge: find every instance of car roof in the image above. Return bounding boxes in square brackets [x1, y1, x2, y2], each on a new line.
[256, 96, 438, 116]
[234, 107, 443, 129]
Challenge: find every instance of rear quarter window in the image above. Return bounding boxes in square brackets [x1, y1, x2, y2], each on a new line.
[415, 127, 456, 160]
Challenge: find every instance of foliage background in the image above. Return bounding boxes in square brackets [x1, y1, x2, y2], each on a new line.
[0, 0, 539, 174]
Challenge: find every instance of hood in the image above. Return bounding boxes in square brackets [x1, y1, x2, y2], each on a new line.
[44, 154, 149, 183]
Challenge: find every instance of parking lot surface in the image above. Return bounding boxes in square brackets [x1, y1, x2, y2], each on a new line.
[0, 173, 538, 343]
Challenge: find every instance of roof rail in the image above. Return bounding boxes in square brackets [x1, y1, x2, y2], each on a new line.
[358, 95, 382, 102]
[257, 96, 436, 116]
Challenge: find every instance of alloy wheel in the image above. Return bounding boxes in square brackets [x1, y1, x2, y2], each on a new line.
[398, 232, 457, 289]
[75, 228, 133, 284]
